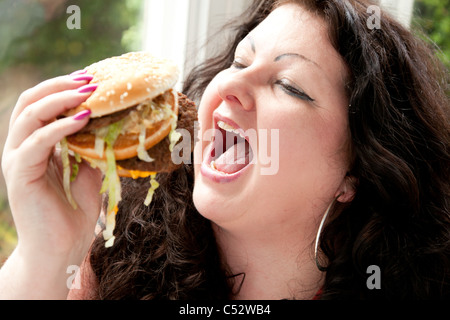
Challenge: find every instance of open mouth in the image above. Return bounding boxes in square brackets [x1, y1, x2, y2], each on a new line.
[207, 119, 254, 176]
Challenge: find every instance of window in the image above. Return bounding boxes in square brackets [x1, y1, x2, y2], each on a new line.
[142, 0, 252, 89]
[377, 0, 415, 27]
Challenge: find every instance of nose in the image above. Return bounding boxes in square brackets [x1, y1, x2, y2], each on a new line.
[216, 69, 255, 112]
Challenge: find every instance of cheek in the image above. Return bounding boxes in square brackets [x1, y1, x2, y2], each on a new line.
[274, 108, 350, 183]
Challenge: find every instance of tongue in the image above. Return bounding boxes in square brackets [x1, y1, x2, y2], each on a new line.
[214, 141, 252, 174]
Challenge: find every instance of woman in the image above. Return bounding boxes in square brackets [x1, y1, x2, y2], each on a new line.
[1, 0, 449, 299]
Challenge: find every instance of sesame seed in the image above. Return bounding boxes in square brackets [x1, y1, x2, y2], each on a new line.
[120, 92, 128, 101]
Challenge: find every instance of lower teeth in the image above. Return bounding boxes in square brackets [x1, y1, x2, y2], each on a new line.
[210, 160, 220, 172]
[210, 161, 229, 175]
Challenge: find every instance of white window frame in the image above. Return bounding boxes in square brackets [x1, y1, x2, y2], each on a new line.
[142, 0, 251, 90]
[378, 0, 415, 28]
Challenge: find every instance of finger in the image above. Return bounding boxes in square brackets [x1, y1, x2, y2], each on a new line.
[7, 85, 97, 149]
[16, 112, 91, 174]
[10, 73, 93, 129]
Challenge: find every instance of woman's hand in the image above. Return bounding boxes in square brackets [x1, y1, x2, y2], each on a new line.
[0, 73, 103, 299]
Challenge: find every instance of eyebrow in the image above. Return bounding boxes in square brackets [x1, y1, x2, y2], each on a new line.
[274, 53, 321, 69]
[245, 36, 321, 70]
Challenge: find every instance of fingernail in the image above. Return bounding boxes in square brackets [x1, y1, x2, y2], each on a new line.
[78, 84, 98, 93]
[72, 74, 94, 82]
[70, 69, 87, 76]
[73, 109, 92, 121]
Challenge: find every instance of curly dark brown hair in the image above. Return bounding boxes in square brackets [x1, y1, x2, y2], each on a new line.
[90, 0, 450, 299]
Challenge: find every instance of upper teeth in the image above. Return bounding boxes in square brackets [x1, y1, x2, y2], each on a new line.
[217, 120, 244, 137]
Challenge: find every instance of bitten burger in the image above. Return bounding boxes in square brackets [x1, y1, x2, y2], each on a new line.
[60, 52, 197, 247]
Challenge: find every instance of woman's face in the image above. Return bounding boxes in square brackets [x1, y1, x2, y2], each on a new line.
[193, 3, 352, 237]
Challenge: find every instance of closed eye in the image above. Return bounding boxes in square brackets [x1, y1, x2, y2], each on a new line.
[231, 60, 247, 70]
[275, 79, 315, 102]
[231, 60, 315, 103]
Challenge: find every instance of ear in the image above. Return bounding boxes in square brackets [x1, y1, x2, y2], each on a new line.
[335, 174, 357, 203]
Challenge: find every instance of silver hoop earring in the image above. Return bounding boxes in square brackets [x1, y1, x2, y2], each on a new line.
[314, 193, 343, 272]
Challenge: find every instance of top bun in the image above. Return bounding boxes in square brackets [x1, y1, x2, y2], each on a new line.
[66, 52, 179, 118]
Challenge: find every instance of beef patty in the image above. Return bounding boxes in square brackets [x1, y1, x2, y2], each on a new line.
[116, 93, 198, 173]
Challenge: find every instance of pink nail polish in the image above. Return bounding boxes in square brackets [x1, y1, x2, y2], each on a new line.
[72, 74, 94, 82]
[70, 69, 87, 76]
[73, 109, 92, 121]
[78, 84, 98, 93]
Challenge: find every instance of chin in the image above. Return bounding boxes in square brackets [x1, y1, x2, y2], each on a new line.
[192, 173, 246, 225]
[192, 180, 221, 223]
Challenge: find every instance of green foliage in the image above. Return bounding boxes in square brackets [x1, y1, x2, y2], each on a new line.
[0, 0, 142, 77]
[413, 0, 450, 68]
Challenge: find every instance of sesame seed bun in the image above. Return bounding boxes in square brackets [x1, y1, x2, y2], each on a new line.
[64, 52, 183, 164]
[65, 52, 179, 118]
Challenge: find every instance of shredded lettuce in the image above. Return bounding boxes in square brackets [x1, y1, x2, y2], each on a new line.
[60, 138, 78, 209]
[100, 147, 121, 211]
[99, 121, 123, 247]
[70, 164, 79, 183]
[137, 125, 155, 162]
[103, 205, 118, 248]
[74, 152, 82, 163]
[82, 156, 105, 172]
[169, 130, 182, 153]
[70, 152, 82, 182]
[94, 126, 109, 158]
[167, 105, 180, 152]
[144, 174, 160, 206]
[170, 107, 178, 131]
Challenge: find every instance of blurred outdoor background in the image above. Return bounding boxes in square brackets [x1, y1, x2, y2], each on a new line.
[0, 0, 143, 263]
[0, 0, 449, 264]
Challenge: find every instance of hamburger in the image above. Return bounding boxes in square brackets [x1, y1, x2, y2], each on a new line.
[60, 52, 197, 247]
